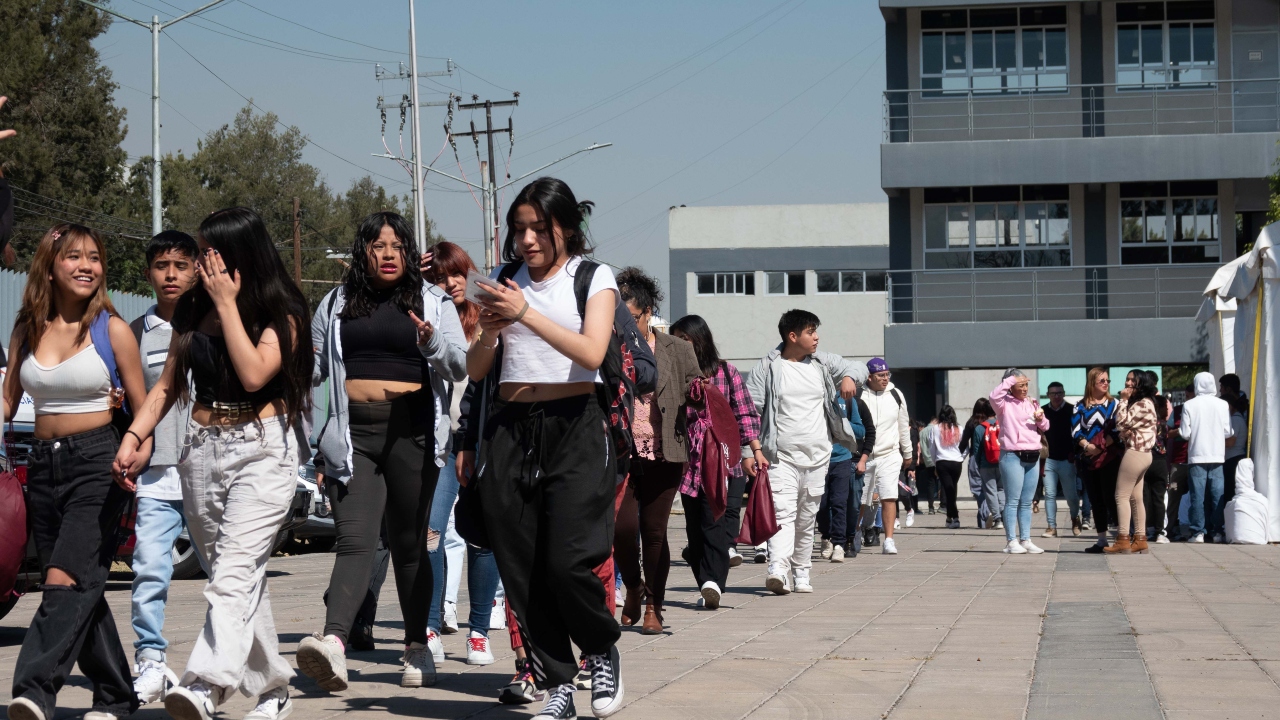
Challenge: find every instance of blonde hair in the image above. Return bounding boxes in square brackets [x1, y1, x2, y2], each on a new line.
[14, 223, 118, 359]
[1084, 366, 1112, 405]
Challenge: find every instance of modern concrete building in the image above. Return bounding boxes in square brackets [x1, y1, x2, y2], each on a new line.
[880, 0, 1279, 417]
[668, 203, 890, 368]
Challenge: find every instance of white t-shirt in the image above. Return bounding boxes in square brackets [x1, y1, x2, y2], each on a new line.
[772, 358, 831, 468]
[137, 464, 182, 502]
[491, 256, 618, 384]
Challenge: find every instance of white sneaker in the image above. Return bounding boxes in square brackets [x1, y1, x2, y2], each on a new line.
[765, 573, 790, 595]
[1155, 533, 1171, 544]
[819, 539, 834, 559]
[442, 601, 459, 634]
[614, 580, 625, 609]
[133, 658, 179, 704]
[1004, 540, 1027, 554]
[894, 518, 901, 530]
[295, 633, 347, 692]
[1191, 533, 1205, 543]
[426, 629, 445, 664]
[905, 511, 915, 527]
[831, 544, 845, 563]
[243, 686, 292, 720]
[700, 580, 722, 609]
[882, 537, 897, 555]
[793, 571, 813, 593]
[728, 546, 743, 568]
[466, 631, 495, 666]
[754, 544, 768, 563]
[996, 521, 1004, 530]
[1021, 540, 1045, 554]
[164, 681, 216, 720]
[5, 697, 46, 720]
[401, 641, 437, 687]
[491, 598, 508, 630]
[84, 713, 123, 720]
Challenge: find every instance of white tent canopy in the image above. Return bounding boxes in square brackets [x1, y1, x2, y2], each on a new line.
[1201, 224, 1279, 540]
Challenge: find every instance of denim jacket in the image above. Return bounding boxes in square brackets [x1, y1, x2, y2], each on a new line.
[744, 345, 867, 465]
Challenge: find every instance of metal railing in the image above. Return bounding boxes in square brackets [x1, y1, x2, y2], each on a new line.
[885, 263, 1216, 325]
[883, 79, 1280, 143]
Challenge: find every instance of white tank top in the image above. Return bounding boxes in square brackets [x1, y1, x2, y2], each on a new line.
[19, 345, 113, 415]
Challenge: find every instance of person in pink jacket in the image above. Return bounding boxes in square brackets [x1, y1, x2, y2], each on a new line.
[990, 369, 1050, 554]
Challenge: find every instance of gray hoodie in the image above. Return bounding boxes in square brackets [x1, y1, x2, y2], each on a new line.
[312, 284, 469, 484]
[745, 344, 868, 464]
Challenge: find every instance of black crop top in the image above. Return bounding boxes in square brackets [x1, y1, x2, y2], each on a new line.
[189, 331, 287, 407]
[340, 290, 426, 383]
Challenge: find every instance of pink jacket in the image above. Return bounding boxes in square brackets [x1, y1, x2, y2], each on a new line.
[989, 375, 1049, 451]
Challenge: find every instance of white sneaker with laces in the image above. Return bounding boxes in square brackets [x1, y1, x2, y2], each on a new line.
[5, 698, 45, 720]
[133, 658, 179, 704]
[164, 681, 217, 720]
[793, 570, 813, 593]
[243, 686, 292, 720]
[728, 546, 743, 567]
[1021, 540, 1045, 554]
[1155, 533, 1171, 544]
[1004, 540, 1027, 554]
[905, 511, 915, 527]
[586, 645, 625, 717]
[882, 537, 897, 555]
[893, 518, 901, 530]
[401, 641, 437, 687]
[442, 601, 459, 634]
[491, 598, 508, 630]
[534, 683, 576, 718]
[426, 629, 445, 664]
[700, 580, 722, 609]
[1190, 533, 1205, 543]
[765, 568, 790, 595]
[819, 539, 834, 559]
[295, 633, 347, 692]
[830, 544, 845, 563]
[466, 631, 495, 666]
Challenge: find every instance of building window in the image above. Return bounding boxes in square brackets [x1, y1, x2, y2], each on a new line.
[815, 271, 888, 294]
[1120, 181, 1220, 264]
[923, 186, 1071, 269]
[1116, 1, 1215, 88]
[765, 271, 805, 295]
[921, 6, 1068, 95]
[696, 272, 755, 296]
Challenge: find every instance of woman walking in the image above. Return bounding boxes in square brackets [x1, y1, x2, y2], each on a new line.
[1142, 371, 1173, 545]
[299, 213, 469, 691]
[7, 224, 150, 720]
[670, 315, 765, 609]
[990, 370, 1049, 554]
[466, 177, 624, 719]
[1073, 367, 1122, 553]
[613, 268, 700, 633]
[1108, 371, 1160, 554]
[929, 405, 964, 528]
[114, 208, 313, 720]
[959, 398, 1000, 529]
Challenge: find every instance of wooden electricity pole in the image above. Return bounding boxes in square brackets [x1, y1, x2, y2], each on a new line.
[292, 197, 302, 288]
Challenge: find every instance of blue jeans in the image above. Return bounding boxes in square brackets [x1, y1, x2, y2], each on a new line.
[1042, 459, 1079, 530]
[131, 496, 187, 661]
[1188, 463, 1225, 537]
[427, 453, 501, 636]
[850, 473, 864, 552]
[818, 458, 854, 546]
[1000, 451, 1039, 542]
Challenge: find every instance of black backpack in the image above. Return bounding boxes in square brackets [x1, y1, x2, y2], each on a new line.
[496, 260, 638, 474]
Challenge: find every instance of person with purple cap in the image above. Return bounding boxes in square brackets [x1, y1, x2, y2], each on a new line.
[858, 357, 912, 554]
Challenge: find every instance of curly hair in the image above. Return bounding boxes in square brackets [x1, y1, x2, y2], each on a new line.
[616, 266, 663, 315]
[339, 211, 424, 321]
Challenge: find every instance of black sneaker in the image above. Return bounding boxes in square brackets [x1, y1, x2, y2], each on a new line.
[844, 542, 857, 559]
[585, 645, 624, 717]
[499, 658, 543, 705]
[534, 684, 576, 718]
[349, 622, 376, 652]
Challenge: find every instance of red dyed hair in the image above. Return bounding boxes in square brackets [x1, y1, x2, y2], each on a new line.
[425, 241, 479, 342]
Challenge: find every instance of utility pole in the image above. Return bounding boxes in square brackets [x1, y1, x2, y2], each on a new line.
[292, 197, 302, 288]
[479, 161, 492, 268]
[452, 96, 518, 265]
[75, 0, 230, 235]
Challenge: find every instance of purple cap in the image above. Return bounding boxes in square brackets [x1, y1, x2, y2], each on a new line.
[867, 357, 889, 374]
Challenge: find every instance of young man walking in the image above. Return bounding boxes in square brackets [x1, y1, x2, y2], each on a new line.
[746, 310, 863, 595]
[128, 231, 199, 704]
[859, 359, 912, 555]
[1177, 372, 1233, 543]
[1041, 382, 1081, 537]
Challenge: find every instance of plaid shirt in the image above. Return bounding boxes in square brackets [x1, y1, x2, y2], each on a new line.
[681, 362, 760, 496]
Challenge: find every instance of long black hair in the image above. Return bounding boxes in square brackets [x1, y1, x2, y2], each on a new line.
[340, 211, 424, 320]
[670, 314, 722, 377]
[1129, 370, 1158, 408]
[502, 177, 593, 264]
[616, 266, 662, 315]
[171, 207, 313, 424]
[1143, 370, 1168, 424]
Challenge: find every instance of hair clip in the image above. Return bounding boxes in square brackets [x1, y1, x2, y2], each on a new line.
[50, 230, 62, 241]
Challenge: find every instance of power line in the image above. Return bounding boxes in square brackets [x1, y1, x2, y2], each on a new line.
[236, 0, 450, 60]
[116, 81, 207, 134]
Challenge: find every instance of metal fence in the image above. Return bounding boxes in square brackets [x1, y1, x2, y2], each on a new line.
[0, 269, 153, 349]
[883, 79, 1280, 143]
[886, 263, 1217, 325]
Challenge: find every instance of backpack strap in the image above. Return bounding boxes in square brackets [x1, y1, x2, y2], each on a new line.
[573, 259, 601, 319]
[890, 388, 904, 409]
[88, 310, 126, 412]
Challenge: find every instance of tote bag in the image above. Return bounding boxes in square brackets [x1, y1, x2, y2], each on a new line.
[736, 466, 781, 547]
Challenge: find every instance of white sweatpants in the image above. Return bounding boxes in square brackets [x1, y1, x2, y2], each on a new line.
[766, 460, 828, 579]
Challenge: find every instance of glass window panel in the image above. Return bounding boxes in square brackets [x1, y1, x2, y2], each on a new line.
[995, 30, 1017, 71]
[1047, 203, 1070, 245]
[1044, 28, 1067, 68]
[974, 204, 997, 246]
[972, 75, 1003, 92]
[1172, 198, 1195, 241]
[841, 271, 864, 293]
[698, 274, 714, 295]
[942, 76, 969, 92]
[742, 273, 754, 295]
[766, 272, 785, 295]
[788, 272, 805, 295]
[948, 205, 971, 247]
[1169, 24, 1191, 65]
[1172, 244, 1217, 263]
[945, 33, 967, 71]
[922, 33, 943, 75]
[1025, 249, 1072, 267]
[1192, 24, 1215, 63]
[1123, 246, 1170, 264]
[734, 273, 744, 294]
[1141, 25, 1164, 65]
[1023, 29, 1044, 70]
[997, 204, 1018, 246]
[1025, 203, 1046, 245]
[866, 272, 888, 292]
[1144, 199, 1167, 241]
[816, 271, 840, 294]
[1197, 198, 1217, 240]
[1118, 26, 1141, 65]
[925, 206, 947, 249]
[1117, 68, 1144, 86]
[974, 250, 1023, 268]
[925, 251, 972, 269]
[972, 31, 993, 70]
[1121, 200, 1145, 243]
[922, 76, 943, 92]
[715, 274, 727, 293]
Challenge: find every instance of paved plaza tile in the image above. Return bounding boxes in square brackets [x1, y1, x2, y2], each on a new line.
[4, 510, 1280, 719]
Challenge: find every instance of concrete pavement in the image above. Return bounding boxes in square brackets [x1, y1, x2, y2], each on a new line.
[4, 510, 1280, 719]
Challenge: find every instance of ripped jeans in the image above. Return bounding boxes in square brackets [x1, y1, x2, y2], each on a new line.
[12, 425, 136, 720]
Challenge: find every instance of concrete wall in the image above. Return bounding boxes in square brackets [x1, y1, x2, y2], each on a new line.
[947, 368, 1040, 428]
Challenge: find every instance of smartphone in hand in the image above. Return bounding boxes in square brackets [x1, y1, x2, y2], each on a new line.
[465, 270, 503, 304]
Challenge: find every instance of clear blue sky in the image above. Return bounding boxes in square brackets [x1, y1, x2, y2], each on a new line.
[97, 0, 887, 300]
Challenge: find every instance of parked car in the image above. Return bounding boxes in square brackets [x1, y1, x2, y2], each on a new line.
[290, 458, 335, 551]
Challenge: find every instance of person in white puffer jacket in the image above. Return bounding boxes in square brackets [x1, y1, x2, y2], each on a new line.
[1225, 459, 1268, 544]
[857, 358, 912, 554]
